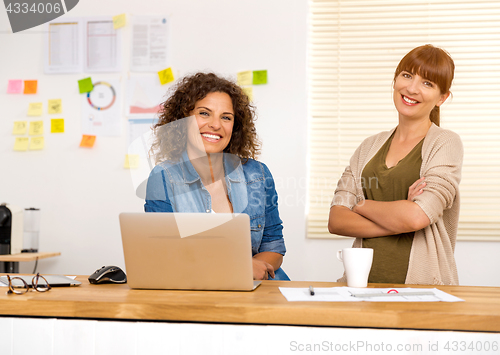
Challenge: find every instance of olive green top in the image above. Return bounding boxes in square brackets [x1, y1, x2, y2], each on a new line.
[361, 132, 424, 284]
[333, 124, 463, 285]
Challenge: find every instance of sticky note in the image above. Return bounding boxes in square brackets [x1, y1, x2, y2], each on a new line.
[48, 99, 62, 114]
[28, 102, 43, 116]
[242, 87, 254, 101]
[29, 137, 45, 150]
[80, 135, 96, 148]
[24, 80, 37, 94]
[29, 121, 44, 135]
[13, 121, 27, 135]
[14, 137, 29, 151]
[113, 13, 126, 29]
[7, 80, 23, 94]
[78, 77, 93, 93]
[158, 68, 174, 85]
[51, 119, 65, 133]
[124, 154, 140, 169]
[237, 71, 253, 86]
[252, 70, 268, 85]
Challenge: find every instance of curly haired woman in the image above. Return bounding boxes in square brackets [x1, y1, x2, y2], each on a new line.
[144, 72, 289, 281]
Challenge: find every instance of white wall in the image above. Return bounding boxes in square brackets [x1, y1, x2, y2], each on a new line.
[1, 0, 498, 286]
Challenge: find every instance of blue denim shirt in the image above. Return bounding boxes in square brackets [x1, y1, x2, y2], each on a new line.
[144, 151, 289, 280]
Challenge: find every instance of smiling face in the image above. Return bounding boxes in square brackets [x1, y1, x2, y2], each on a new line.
[187, 91, 235, 155]
[393, 71, 450, 122]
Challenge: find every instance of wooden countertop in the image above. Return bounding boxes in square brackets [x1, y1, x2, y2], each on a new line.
[0, 252, 61, 262]
[1, 277, 499, 332]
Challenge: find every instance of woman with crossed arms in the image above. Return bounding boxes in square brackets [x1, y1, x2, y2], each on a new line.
[329, 45, 463, 285]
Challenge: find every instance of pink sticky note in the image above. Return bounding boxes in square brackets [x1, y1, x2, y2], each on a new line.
[7, 80, 23, 94]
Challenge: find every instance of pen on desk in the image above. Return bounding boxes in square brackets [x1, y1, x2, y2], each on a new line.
[309, 286, 315, 296]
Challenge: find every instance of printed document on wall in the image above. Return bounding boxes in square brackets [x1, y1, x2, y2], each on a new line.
[127, 118, 157, 198]
[84, 17, 122, 73]
[126, 75, 167, 118]
[44, 18, 83, 74]
[131, 16, 169, 72]
[81, 79, 121, 136]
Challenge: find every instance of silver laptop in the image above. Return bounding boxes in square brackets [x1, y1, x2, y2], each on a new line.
[119, 213, 261, 291]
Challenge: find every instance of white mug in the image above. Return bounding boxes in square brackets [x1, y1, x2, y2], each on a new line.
[337, 248, 373, 287]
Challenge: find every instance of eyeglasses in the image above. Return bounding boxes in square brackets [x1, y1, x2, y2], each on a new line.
[6, 273, 52, 295]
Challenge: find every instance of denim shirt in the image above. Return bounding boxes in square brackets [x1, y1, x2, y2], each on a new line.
[144, 152, 288, 279]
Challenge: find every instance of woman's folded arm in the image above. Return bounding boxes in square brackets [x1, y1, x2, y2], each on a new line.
[328, 205, 396, 238]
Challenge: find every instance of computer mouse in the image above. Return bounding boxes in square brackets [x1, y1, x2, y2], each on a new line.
[88, 265, 127, 284]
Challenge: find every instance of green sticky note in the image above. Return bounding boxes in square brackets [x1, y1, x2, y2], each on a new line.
[252, 70, 267, 85]
[78, 77, 93, 94]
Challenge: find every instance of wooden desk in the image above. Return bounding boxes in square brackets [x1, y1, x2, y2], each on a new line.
[1, 278, 499, 332]
[0, 252, 61, 273]
[0, 252, 61, 262]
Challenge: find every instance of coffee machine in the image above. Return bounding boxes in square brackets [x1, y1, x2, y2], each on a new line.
[0, 203, 24, 272]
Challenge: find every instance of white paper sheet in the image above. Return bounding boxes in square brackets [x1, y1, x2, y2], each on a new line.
[81, 79, 122, 136]
[279, 287, 464, 302]
[126, 75, 167, 118]
[130, 15, 169, 72]
[44, 18, 83, 74]
[127, 119, 156, 197]
[84, 17, 122, 73]
[0, 275, 77, 287]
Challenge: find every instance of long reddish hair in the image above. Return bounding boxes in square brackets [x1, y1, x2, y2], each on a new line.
[394, 45, 455, 126]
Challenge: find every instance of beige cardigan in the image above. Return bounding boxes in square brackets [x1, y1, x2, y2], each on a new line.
[331, 124, 463, 285]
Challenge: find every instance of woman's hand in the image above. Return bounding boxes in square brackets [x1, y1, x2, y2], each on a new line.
[252, 258, 275, 280]
[408, 177, 426, 201]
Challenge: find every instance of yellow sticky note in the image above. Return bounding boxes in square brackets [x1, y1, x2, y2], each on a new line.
[48, 99, 62, 114]
[29, 137, 45, 150]
[237, 71, 253, 86]
[51, 119, 65, 133]
[14, 137, 29, 151]
[124, 154, 140, 169]
[158, 67, 174, 85]
[80, 135, 96, 148]
[113, 13, 126, 29]
[13, 121, 27, 135]
[29, 121, 44, 135]
[28, 102, 43, 116]
[242, 87, 254, 101]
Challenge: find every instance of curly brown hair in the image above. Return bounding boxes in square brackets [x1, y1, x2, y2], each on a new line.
[150, 72, 260, 163]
